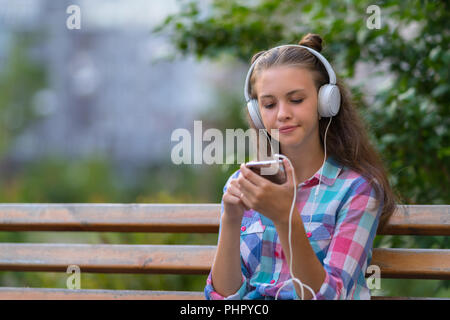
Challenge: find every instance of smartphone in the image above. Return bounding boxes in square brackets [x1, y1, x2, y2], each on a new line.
[245, 159, 287, 184]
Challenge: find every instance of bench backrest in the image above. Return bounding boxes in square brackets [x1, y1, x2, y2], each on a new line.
[0, 204, 448, 299]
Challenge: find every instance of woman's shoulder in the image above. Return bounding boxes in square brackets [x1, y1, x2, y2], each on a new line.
[334, 164, 383, 219]
[334, 161, 381, 195]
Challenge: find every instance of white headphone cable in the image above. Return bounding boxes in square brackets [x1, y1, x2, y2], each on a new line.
[267, 117, 332, 300]
[306, 117, 333, 234]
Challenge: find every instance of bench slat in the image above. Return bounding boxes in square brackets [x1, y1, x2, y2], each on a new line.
[0, 243, 215, 274]
[0, 287, 205, 300]
[371, 248, 450, 279]
[0, 287, 446, 300]
[378, 205, 450, 235]
[0, 204, 219, 233]
[0, 204, 448, 235]
[0, 243, 448, 279]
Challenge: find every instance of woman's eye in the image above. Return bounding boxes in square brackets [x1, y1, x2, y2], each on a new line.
[263, 99, 303, 108]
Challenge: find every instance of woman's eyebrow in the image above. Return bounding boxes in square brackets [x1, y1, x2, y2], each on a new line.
[259, 89, 306, 99]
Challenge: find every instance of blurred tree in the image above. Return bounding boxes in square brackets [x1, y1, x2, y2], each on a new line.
[0, 155, 120, 203]
[0, 33, 47, 157]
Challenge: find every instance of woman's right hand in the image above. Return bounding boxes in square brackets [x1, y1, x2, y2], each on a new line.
[222, 177, 250, 223]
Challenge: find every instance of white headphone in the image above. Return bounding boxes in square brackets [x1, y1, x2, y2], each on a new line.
[244, 44, 341, 130]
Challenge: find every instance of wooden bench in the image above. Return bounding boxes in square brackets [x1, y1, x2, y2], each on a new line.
[0, 204, 448, 300]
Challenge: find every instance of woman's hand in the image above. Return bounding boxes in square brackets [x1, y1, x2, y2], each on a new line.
[237, 159, 296, 226]
[222, 177, 251, 223]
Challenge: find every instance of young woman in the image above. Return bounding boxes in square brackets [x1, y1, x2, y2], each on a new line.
[204, 33, 399, 300]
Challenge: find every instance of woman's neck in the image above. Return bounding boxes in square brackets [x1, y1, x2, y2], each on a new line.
[280, 140, 326, 186]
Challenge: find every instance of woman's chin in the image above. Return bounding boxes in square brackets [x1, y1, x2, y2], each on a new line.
[278, 133, 308, 148]
[279, 133, 302, 143]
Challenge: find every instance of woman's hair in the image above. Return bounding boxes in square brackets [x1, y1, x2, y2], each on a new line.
[246, 33, 402, 231]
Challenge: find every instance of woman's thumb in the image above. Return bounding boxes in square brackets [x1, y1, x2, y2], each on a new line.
[283, 159, 294, 185]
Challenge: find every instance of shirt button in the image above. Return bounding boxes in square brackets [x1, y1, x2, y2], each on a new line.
[270, 280, 275, 284]
[241, 226, 246, 232]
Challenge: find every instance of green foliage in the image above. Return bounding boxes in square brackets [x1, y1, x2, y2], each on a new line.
[0, 155, 120, 203]
[154, 0, 450, 205]
[0, 32, 47, 156]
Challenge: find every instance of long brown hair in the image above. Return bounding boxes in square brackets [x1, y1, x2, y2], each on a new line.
[246, 33, 402, 231]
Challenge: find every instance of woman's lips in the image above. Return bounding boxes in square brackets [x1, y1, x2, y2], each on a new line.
[278, 125, 299, 134]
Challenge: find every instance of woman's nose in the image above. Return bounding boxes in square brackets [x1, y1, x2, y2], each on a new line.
[277, 101, 292, 121]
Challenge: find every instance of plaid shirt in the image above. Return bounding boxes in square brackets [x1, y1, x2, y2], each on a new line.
[205, 155, 383, 300]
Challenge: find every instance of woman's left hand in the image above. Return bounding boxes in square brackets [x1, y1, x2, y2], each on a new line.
[237, 159, 297, 226]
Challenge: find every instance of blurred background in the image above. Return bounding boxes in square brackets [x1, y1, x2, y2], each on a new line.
[0, 0, 448, 298]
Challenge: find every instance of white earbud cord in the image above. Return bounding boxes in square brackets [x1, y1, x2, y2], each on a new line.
[260, 117, 332, 300]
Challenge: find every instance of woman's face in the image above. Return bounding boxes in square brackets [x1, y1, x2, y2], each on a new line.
[254, 65, 320, 150]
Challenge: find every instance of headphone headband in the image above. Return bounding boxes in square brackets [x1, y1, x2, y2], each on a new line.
[244, 44, 337, 102]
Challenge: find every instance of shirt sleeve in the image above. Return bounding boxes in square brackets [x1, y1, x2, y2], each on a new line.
[204, 170, 250, 300]
[313, 177, 383, 300]
[204, 269, 248, 300]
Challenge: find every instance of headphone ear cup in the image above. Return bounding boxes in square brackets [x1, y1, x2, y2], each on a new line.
[318, 84, 341, 117]
[247, 99, 265, 130]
